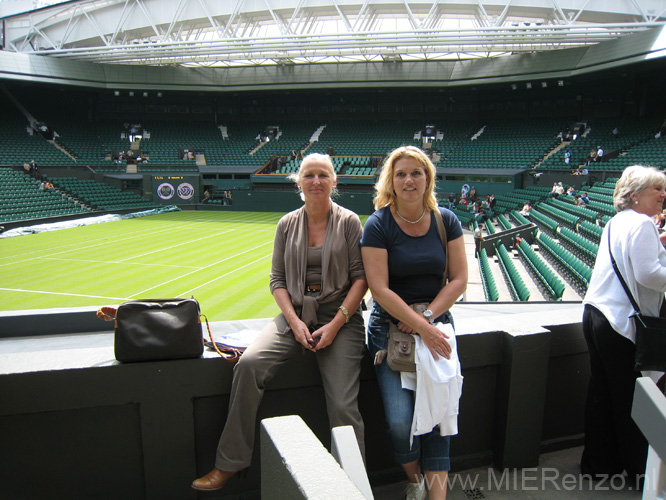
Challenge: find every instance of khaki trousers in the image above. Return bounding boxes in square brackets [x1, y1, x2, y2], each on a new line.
[214, 300, 366, 471]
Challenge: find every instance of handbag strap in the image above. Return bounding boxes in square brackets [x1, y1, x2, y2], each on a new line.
[433, 208, 449, 285]
[97, 306, 117, 321]
[607, 223, 641, 315]
[201, 313, 242, 362]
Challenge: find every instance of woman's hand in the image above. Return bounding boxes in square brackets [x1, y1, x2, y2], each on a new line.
[411, 322, 452, 361]
[290, 319, 316, 351]
[310, 322, 340, 351]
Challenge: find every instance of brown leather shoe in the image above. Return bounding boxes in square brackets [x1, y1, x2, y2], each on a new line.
[191, 467, 247, 491]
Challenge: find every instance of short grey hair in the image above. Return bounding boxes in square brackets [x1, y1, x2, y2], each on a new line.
[614, 165, 666, 211]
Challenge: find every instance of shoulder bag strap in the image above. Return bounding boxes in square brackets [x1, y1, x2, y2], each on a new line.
[433, 208, 448, 285]
[201, 313, 242, 362]
[607, 222, 641, 315]
[97, 306, 118, 321]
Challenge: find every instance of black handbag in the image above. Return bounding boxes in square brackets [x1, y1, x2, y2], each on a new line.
[608, 224, 666, 372]
[98, 298, 206, 363]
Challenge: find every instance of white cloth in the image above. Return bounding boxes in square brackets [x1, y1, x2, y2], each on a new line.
[401, 322, 463, 446]
[584, 209, 666, 343]
[583, 209, 666, 381]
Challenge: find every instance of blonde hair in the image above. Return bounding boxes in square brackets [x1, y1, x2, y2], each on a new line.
[288, 153, 338, 200]
[373, 146, 437, 211]
[613, 165, 666, 211]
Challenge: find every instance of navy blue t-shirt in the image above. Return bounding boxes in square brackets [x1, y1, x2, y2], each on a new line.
[360, 207, 463, 304]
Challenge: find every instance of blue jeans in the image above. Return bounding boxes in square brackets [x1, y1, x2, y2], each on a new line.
[367, 301, 452, 472]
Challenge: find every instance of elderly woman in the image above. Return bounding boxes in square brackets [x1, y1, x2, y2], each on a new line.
[581, 165, 666, 487]
[361, 146, 468, 500]
[192, 153, 367, 491]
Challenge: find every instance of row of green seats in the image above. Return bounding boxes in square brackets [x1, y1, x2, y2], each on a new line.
[558, 227, 599, 263]
[537, 232, 592, 288]
[579, 220, 603, 242]
[450, 208, 475, 228]
[497, 214, 512, 230]
[509, 210, 531, 226]
[587, 200, 616, 216]
[478, 248, 500, 302]
[530, 209, 559, 234]
[495, 243, 530, 301]
[548, 198, 598, 222]
[536, 202, 579, 229]
[516, 239, 565, 300]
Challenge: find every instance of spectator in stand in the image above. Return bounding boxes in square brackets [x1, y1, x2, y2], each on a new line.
[564, 150, 571, 165]
[460, 184, 469, 199]
[551, 182, 560, 198]
[30, 160, 39, 180]
[596, 146, 604, 161]
[581, 192, 590, 204]
[488, 193, 496, 211]
[566, 185, 575, 196]
[474, 202, 487, 222]
[574, 195, 585, 207]
[520, 202, 532, 217]
[447, 193, 456, 210]
[202, 190, 210, 204]
[23, 162, 31, 174]
[588, 149, 597, 165]
[468, 186, 477, 203]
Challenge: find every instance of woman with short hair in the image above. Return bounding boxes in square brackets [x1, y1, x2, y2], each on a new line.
[581, 164, 666, 487]
[192, 153, 367, 492]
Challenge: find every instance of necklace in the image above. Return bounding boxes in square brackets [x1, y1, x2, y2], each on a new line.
[395, 207, 427, 224]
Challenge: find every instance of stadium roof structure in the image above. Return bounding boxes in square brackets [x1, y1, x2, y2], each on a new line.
[2, 0, 666, 68]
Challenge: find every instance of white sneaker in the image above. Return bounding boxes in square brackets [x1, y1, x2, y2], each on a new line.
[405, 479, 427, 500]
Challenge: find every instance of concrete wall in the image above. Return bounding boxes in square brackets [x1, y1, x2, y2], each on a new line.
[0, 302, 587, 500]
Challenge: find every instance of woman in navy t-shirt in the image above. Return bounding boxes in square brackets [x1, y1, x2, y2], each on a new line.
[361, 146, 468, 500]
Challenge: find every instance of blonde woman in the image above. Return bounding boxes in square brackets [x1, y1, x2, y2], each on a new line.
[361, 146, 468, 500]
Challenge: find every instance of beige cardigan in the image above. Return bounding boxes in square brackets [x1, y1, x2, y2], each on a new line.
[270, 202, 365, 328]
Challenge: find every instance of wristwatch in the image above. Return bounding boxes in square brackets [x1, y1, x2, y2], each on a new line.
[423, 309, 434, 324]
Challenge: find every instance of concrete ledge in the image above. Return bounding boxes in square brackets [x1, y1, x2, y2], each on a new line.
[261, 416, 367, 500]
[632, 377, 666, 463]
[332, 426, 373, 500]
[0, 301, 588, 499]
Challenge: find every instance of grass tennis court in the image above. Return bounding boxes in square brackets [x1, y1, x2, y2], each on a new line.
[0, 211, 298, 322]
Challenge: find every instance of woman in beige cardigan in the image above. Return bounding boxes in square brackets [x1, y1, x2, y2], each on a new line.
[192, 153, 368, 492]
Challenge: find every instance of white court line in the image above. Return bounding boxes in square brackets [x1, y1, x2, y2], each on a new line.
[0, 225, 234, 269]
[178, 253, 273, 297]
[0, 288, 127, 301]
[42, 257, 201, 269]
[118, 228, 234, 262]
[128, 240, 273, 298]
[0, 225, 178, 268]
